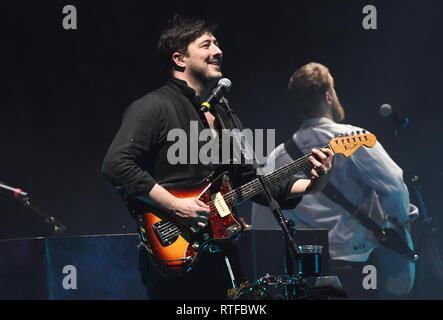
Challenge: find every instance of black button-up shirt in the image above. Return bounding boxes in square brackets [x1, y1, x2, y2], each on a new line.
[102, 78, 300, 210]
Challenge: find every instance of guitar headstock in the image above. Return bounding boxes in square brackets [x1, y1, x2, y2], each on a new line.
[329, 131, 377, 158]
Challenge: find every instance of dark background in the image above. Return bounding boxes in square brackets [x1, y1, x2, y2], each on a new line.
[1, 0, 442, 251]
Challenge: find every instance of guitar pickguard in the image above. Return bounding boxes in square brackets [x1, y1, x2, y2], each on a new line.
[136, 171, 243, 277]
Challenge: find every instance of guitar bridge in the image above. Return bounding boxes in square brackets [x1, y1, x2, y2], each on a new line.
[226, 224, 241, 236]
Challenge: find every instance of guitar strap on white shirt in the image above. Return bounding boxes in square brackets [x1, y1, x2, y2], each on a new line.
[283, 138, 384, 236]
[283, 137, 418, 261]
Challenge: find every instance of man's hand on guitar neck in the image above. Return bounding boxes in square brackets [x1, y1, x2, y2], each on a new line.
[146, 184, 210, 233]
[290, 148, 335, 196]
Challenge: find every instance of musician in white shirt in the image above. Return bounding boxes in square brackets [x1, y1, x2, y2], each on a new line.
[251, 62, 418, 299]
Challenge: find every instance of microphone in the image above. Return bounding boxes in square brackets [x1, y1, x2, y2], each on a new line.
[379, 104, 409, 127]
[200, 78, 232, 112]
[0, 182, 29, 201]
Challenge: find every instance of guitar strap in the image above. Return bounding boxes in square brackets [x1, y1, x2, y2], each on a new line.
[283, 136, 418, 296]
[283, 137, 384, 237]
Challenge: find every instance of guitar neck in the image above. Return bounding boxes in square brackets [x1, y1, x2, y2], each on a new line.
[224, 145, 330, 206]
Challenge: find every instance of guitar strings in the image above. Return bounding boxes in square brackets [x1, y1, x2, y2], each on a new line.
[155, 153, 314, 242]
[153, 138, 362, 240]
[219, 141, 348, 206]
[157, 142, 348, 238]
[220, 149, 317, 206]
[205, 154, 312, 208]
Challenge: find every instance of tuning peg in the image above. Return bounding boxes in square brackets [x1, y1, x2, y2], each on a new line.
[351, 131, 355, 136]
[362, 130, 366, 134]
[356, 131, 361, 135]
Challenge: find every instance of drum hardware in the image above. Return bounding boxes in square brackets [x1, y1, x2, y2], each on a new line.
[229, 219, 347, 300]
[227, 274, 304, 300]
[230, 274, 346, 300]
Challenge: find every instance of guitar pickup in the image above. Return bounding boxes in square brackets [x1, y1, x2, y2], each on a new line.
[212, 192, 231, 218]
[153, 220, 180, 247]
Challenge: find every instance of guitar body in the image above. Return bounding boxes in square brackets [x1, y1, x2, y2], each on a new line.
[378, 221, 416, 296]
[136, 171, 243, 277]
[133, 132, 378, 278]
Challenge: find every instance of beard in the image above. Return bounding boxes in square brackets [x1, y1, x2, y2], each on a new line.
[331, 94, 345, 122]
[189, 60, 222, 89]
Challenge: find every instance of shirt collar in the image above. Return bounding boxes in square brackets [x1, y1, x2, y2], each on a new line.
[301, 116, 336, 128]
[168, 78, 201, 102]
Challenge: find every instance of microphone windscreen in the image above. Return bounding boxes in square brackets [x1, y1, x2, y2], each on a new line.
[218, 78, 232, 92]
[379, 104, 393, 117]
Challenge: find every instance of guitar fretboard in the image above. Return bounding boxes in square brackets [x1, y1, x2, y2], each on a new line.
[222, 145, 331, 206]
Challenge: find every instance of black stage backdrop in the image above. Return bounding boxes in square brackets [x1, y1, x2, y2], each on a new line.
[1, 0, 442, 252]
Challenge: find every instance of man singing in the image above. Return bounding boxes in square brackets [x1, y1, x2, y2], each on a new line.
[102, 18, 334, 299]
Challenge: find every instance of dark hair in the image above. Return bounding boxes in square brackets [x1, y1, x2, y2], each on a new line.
[157, 15, 218, 71]
[288, 62, 332, 116]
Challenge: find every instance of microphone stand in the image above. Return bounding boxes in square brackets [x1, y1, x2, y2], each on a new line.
[22, 197, 68, 235]
[217, 98, 303, 299]
[393, 125, 443, 297]
[1, 184, 68, 235]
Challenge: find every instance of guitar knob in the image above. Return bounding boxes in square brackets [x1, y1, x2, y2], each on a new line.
[192, 242, 200, 249]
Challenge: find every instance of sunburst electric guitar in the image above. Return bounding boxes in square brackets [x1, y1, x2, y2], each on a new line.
[135, 133, 377, 277]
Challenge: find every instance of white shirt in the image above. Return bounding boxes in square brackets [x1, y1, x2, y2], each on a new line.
[251, 117, 416, 262]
